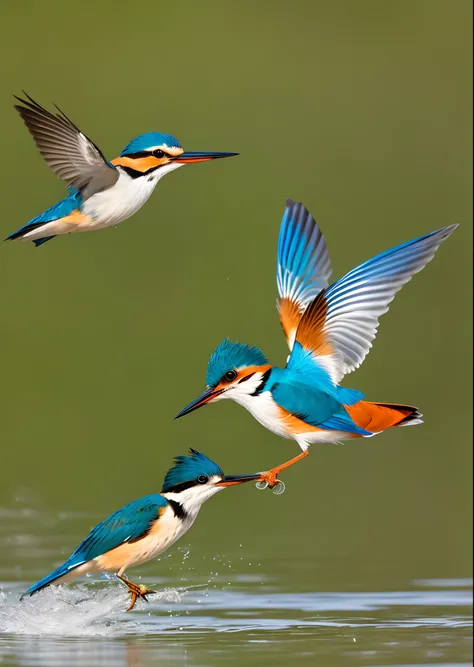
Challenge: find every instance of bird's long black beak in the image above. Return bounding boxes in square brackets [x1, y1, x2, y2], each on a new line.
[173, 151, 238, 163]
[216, 473, 262, 487]
[175, 387, 223, 418]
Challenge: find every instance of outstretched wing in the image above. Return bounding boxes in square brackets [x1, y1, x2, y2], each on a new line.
[277, 199, 332, 350]
[67, 494, 167, 566]
[14, 93, 118, 198]
[289, 225, 458, 384]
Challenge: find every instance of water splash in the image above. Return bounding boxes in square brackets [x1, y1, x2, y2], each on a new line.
[0, 584, 182, 637]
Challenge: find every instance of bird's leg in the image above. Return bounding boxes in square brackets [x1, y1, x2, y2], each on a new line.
[116, 573, 157, 611]
[259, 450, 309, 487]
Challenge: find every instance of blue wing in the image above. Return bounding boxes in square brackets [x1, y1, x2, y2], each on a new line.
[6, 189, 82, 246]
[68, 494, 167, 564]
[22, 494, 167, 597]
[271, 373, 370, 436]
[277, 199, 332, 350]
[289, 225, 458, 384]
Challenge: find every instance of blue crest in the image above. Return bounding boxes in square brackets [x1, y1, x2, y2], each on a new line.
[206, 339, 268, 387]
[161, 449, 223, 492]
[121, 132, 182, 156]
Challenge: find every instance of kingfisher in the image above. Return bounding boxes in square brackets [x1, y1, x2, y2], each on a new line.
[176, 200, 457, 487]
[21, 449, 263, 610]
[6, 94, 237, 246]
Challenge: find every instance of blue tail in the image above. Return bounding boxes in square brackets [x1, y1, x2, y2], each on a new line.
[6, 190, 81, 246]
[21, 559, 81, 599]
[33, 236, 55, 247]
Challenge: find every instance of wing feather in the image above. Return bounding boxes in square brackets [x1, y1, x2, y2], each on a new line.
[68, 494, 167, 566]
[277, 200, 332, 350]
[291, 225, 458, 383]
[14, 93, 118, 198]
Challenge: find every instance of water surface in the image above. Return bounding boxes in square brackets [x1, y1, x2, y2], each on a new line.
[0, 504, 472, 667]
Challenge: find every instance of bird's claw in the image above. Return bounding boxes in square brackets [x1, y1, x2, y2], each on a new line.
[255, 451, 308, 495]
[256, 471, 286, 495]
[272, 480, 286, 495]
[122, 579, 156, 611]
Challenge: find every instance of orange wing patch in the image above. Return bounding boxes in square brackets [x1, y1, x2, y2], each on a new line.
[278, 297, 303, 348]
[294, 292, 332, 355]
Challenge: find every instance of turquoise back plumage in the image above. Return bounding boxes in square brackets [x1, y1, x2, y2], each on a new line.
[206, 339, 268, 387]
[268, 361, 369, 435]
[120, 132, 182, 155]
[161, 449, 223, 492]
[22, 493, 167, 597]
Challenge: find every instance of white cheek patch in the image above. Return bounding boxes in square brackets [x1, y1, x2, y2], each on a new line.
[164, 484, 222, 516]
[228, 374, 263, 399]
[148, 161, 185, 181]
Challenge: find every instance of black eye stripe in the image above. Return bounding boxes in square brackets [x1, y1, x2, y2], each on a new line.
[121, 150, 150, 158]
[166, 480, 197, 493]
[238, 373, 254, 383]
[166, 475, 209, 494]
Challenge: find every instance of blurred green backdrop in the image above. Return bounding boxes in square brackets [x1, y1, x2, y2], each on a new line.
[0, 0, 471, 590]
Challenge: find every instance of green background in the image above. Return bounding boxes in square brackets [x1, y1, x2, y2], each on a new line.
[0, 0, 471, 603]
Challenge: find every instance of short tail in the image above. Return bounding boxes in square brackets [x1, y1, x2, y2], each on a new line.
[6, 224, 55, 246]
[20, 561, 78, 600]
[345, 401, 423, 435]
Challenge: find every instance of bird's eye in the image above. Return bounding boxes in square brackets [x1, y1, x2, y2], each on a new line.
[197, 475, 208, 484]
[153, 149, 165, 158]
[223, 370, 237, 383]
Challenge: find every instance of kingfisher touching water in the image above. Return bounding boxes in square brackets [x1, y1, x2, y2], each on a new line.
[22, 450, 262, 610]
[176, 200, 457, 487]
[7, 94, 237, 246]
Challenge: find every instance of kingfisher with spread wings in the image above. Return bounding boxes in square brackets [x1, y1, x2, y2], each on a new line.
[21, 450, 263, 610]
[176, 200, 457, 487]
[7, 94, 237, 246]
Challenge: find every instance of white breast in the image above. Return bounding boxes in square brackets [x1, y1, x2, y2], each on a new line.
[233, 391, 292, 439]
[92, 504, 194, 574]
[82, 170, 159, 228]
[232, 391, 351, 449]
[128, 505, 194, 567]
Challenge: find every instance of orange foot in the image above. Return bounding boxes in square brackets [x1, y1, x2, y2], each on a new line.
[117, 574, 157, 611]
[258, 450, 309, 489]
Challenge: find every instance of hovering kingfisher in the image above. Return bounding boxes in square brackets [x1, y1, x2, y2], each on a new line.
[176, 200, 457, 487]
[21, 450, 262, 610]
[7, 94, 237, 246]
